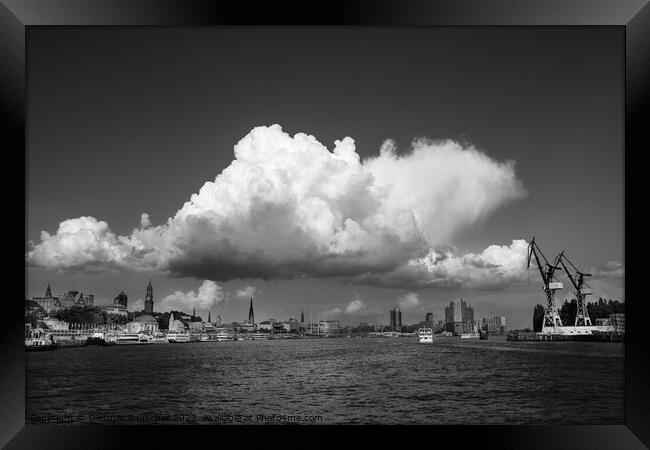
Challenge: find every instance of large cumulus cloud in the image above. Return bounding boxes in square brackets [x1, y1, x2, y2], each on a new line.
[27, 124, 530, 288]
[158, 280, 225, 312]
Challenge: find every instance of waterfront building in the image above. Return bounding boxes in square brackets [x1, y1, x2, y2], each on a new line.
[239, 322, 255, 332]
[258, 321, 273, 331]
[101, 305, 128, 317]
[444, 299, 475, 335]
[609, 313, 625, 333]
[101, 291, 129, 317]
[127, 314, 159, 334]
[25, 299, 47, 319]
[188, 321, 203, 331]
[32, 283, 62, 314]
[42, 317, 69, 331]
[168, 313, 188, 332]
[144, 279, 154, 314]
[389, 307, 402, 331]
[318, 320, 341, 334]
[481, 315, 507, 334]
[59, 290, 95, 309]
[425, 312, 433, 326]
[114, 291, 128, 308]
[287, 318, 300, 332]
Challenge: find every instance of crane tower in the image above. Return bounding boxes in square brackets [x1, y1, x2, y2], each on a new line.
[557, 251, 593, 326]
[527, 237, 564, 333]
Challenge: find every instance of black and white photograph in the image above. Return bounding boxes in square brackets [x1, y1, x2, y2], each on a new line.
[20, 23, 630, 429]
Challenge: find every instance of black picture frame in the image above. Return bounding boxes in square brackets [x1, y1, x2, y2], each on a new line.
[3, 0, 648, 448]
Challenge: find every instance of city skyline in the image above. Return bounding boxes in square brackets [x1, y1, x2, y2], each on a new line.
[25, 28, 624, 329]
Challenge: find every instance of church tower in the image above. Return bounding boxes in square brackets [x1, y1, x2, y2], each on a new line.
[301, 308, 305, 324]
[45, 282, 52, 298]
[248, 298, 255, 324]
[144, 279, 154, 314]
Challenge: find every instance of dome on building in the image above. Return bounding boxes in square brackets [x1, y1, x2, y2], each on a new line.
[133, 314, 158, 324]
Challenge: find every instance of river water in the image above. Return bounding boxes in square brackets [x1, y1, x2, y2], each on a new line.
[26, 336, 624, 425]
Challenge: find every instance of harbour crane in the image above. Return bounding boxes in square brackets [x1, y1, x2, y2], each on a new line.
[527, 237, 564, 332]
[557, 251, 593, 326]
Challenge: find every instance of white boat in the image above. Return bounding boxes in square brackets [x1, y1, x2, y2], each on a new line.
[199, 334, 209, 342]
[215, 330, 231, 342]
[116, 333, 144, 344]
[460, 331, 480, 339]
[166, 332, 191, 343]
[151, 333, 169, 344]
[417, 327, 433, 343]
[250, 332, 268, 340]
[138, 334, 153, 344]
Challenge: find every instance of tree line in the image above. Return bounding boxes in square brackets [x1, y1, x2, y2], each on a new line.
[532, 298, 624, 331]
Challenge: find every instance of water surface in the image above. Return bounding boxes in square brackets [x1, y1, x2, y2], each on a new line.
[26, 336, 624, 424]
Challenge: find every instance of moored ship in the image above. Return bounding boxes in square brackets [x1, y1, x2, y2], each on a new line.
[166, 332, 191, 343]
[25, 336, 59, 351]
[417, 328, 433, 344]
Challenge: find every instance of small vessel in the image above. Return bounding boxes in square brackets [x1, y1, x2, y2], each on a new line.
[460, 331, 480, 339]
[116, 333, 144, 344]
[199, 334, 209, 342]
[25, 334, 59, 351]
[417, 327, 433, 344]
[215, 330, 231, 342]
[138, 334, 153, 344]
[166, 332, 191, 343]
[86, 332, 117, 346]
[250, 332, 268, 340]
[151, 332, 169, 344]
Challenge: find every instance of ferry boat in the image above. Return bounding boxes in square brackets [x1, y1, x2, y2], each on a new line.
[250, 332, 268, 340]
[116, 333, 144, 345]
[417, 328, 433, 344]
[166, 332, 191, 343]
[215, 330, 231, 342]
[138, 334, 154, 344]
[25, 335, 59, 351]
[151, 332, 169, 344]
[460, 331, 480, 339]
[199, 334, 209, 342]
[86, 332, 117, 346]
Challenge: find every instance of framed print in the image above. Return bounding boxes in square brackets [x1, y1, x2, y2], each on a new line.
[2, 0, 649, 448]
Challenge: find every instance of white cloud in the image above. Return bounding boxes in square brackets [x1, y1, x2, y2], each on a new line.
[588, 260, 625, 278]
[397, 292, 420, 311]
[27, 124, 528, 288]
[344, 294, 365, 314]
[140, 213, 151, 229]
[235, 286, 257, 299]
[321, 307, 342, 317]
[355, 239, 531, 289]
[158, 280, 225, 312]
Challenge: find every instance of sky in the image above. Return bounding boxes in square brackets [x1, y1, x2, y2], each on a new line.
[25, 27, 624, 329]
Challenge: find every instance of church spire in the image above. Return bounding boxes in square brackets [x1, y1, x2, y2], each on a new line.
[248, 298, 255, 324]
[208, 311, 211, 323]
[301, 308, 305, 323]
[193, 307, 196, 319]
[144, 279, 154, 314]
[45, 282, 52, 298]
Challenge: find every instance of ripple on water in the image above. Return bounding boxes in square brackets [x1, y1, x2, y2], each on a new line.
[26, 338, 624, 424]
